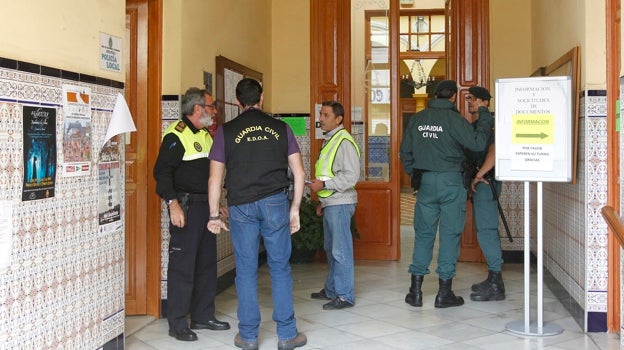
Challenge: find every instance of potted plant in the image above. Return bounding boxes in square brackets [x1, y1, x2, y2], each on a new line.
[290, 194, 361, 264]
[290, 195, 324, 263]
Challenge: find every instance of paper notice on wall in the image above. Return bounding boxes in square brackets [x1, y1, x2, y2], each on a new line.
[0, 201, 12, 270]
[62, 84, 93, 177]
[102, 93, 136, 151]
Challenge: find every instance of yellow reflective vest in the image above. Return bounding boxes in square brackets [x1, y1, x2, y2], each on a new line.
[315, 128, 360, 198]
[163, 120, 213, 161]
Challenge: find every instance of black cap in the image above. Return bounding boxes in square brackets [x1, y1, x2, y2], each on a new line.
[468, 86, 491, 101]
[434, 80, 458, 94]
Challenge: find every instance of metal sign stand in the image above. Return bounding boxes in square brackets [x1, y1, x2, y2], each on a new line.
[505, 182, 563, 336]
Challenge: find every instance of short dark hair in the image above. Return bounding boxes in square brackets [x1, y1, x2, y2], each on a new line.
[321, 100, 344, 124]
[236, 78, 263, 107]
[433, 79, 458, 100]
[181, 87, 207, 116]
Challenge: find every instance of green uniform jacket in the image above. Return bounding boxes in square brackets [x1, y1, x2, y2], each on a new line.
[400, 99, 493, 173]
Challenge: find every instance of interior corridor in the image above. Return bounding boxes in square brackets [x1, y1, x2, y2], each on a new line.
[124, 192, 621, 349]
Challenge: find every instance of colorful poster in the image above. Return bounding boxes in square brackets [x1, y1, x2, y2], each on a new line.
[98, 135, 122, 233]
[22, 105, 57, 201]
[62, 84, 92, 176]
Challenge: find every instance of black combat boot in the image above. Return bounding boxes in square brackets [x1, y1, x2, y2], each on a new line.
[434, 278, 464, 308]
[470, 271, 505, 301]
[471, 270, 506, 293]
[405, 275, 423, 307]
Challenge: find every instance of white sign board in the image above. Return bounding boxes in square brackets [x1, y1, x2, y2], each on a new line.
[495, 76, 572, 182]
[99, 32, 122, 72]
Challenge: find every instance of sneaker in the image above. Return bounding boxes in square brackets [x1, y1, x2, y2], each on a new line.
[322, 297, 354, 310]
[277, 332, 307, 350]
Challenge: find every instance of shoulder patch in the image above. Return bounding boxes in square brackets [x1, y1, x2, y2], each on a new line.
[175, 121, 187, 132]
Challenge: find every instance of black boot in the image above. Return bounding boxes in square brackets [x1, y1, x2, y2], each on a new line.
[405, 275, 423, 307]
[471, 270, 506, 293]
[434, 278, 464, 308]
[470, 271, 505, 301]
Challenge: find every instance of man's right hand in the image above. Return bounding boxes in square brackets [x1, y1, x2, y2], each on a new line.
[168, 200, 186, 228]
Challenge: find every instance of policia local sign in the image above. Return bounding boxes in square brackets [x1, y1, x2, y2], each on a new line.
[495, 76, 572, 182]
[99, 33, 122, 73]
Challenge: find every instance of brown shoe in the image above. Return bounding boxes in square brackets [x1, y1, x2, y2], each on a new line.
[234, 333, 258, 350]
[277, 332, 307, 350]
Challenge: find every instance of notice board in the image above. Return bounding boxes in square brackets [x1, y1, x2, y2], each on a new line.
[495, 76, 572, 182]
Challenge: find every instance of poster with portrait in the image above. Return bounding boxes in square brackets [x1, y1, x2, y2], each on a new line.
[22, 105, 57, 201]
[62, 84, 92, 176]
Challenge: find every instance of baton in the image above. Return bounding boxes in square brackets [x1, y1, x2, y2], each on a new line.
[485, 174, 513, 242]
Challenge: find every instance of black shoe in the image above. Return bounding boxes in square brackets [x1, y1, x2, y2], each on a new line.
[311, 288, 331, 300]
[190, 319, 230, 331]
[234, 333, 259, 350]
[277, 332, 307, 350]
[168, 328, 198, 341]
[323, 297, 354, 310]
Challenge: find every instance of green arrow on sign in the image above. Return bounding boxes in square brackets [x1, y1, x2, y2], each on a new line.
[515, 132, 548, 139]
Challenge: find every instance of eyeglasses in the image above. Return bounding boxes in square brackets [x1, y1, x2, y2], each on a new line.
[199, 102, 217, 109]
[465, 95, 476, 101]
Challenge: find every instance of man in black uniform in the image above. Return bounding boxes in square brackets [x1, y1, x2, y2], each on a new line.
[153, 87, 230, 342]
[399, 80, 494, 309]
[207, 78, 307, 350]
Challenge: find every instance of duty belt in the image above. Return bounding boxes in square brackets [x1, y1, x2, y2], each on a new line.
[177, 192, 207, 202]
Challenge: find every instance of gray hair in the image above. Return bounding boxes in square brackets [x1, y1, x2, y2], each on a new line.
[181, 87, 209, 116]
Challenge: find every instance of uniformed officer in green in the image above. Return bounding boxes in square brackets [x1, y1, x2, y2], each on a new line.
[399, 80, 493, 308]
[465, 86, 505, 302]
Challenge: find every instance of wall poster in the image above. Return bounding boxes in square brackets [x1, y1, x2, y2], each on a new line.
[22, 105, 57, 201]
[62, 84, 93, 176]
[98, 135, 122, 234]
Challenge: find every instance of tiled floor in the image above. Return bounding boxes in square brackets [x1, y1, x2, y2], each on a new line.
[125, 226, 622, 349]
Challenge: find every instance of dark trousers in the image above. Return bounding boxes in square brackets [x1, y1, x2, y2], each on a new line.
[167, 200, 217, 330]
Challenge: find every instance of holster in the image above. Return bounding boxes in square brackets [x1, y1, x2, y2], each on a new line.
[176, 192, 190, 219]
[411, 169, 425, 191]
[461, 161, 478, 190]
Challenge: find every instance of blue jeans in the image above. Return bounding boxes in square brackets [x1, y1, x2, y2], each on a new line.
[409, 171, 466, 280]
[322, 204, 356, 304]
[228, 191, 298, 342]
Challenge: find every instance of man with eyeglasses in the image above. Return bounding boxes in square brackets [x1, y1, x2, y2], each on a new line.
[154, 87, 230, 342]
[463, 86, 506, 302]
[399, 80, 493, 309]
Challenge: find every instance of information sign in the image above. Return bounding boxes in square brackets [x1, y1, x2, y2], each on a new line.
[495, 76, 572, 182]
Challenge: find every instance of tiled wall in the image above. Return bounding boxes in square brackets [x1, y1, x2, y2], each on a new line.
[578, 91, 607, 331]
[0, 59, 125, 349]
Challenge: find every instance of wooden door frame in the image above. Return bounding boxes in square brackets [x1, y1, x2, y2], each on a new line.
[144, 0, 163, 317]
[310, 0, 401, 260]
[606, 0, 620, 333]
[450, 0, 490, 262]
